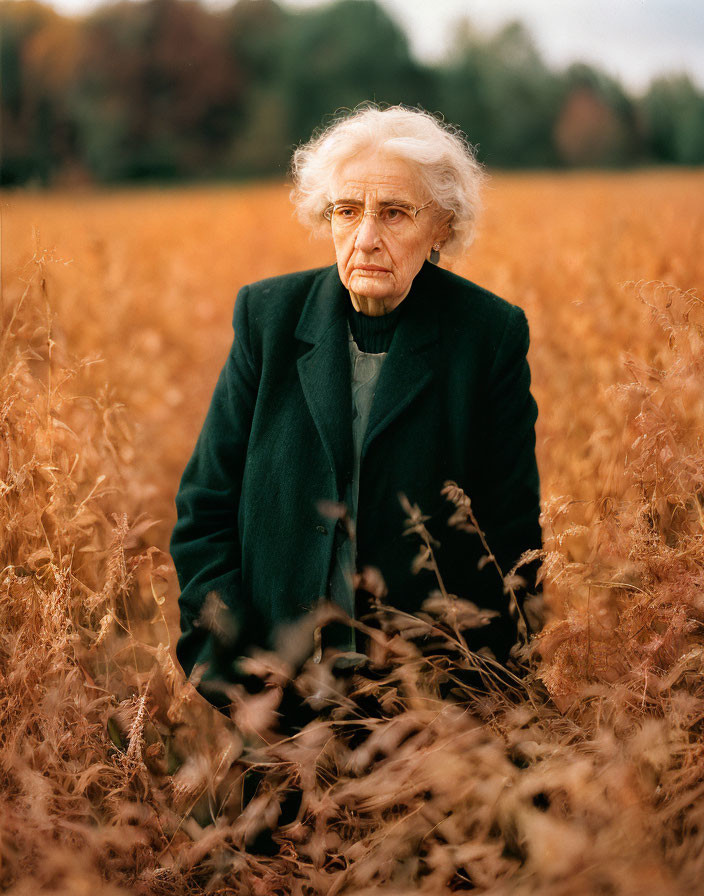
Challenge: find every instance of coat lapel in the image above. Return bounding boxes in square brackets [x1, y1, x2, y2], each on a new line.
[362, 262, 440, 461]
[296, 266, 355, 495]
[295, 262, 440, 494]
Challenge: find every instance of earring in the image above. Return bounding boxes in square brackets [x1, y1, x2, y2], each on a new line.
[430, 243, 441, 264]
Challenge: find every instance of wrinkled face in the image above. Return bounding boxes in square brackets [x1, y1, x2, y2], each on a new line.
[328, 151, 449, 314]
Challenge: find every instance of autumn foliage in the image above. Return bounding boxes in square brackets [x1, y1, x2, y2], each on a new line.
[3, 0, 704, 187]
[2, 171, 704, 893]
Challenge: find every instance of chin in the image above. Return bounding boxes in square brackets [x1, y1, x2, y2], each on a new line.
[352, 289, 396, 302]
[349, 275, 394, 300]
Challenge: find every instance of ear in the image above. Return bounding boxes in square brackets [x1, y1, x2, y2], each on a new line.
[433, 210, 454, 249]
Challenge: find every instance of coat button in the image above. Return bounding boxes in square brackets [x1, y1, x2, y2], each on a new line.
[316, 525, 328, 535]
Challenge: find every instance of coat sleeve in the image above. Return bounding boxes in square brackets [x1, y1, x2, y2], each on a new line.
[169, 284, 263, 711]
[469, 304, 543, 663]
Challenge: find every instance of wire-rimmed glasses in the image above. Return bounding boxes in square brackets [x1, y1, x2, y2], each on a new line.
[323, 199, 433, 235]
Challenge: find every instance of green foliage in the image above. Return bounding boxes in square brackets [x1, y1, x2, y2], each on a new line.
[0, 1, 77, 185]
[440, 20, 561, 167]
[1, 0, 703, 185]
[69, 0, 245, 180]
[276, 0, 435, 147]
[641, 74, 704, 164]
[553, 63, 642, 166]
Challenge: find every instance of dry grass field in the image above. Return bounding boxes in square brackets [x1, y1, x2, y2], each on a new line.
[2, 170, 704, 894]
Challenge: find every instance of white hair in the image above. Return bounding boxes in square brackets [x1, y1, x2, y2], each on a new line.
[289, 104, 487, 256]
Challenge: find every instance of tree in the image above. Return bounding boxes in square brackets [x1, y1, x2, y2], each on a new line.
[553, 63, 641, 166]
[641, 74, 704, 164]
[221, 0, 293, 174]
[276, 0, 437, 151]
[1, 1, 80, 185]
[70, 0, 244, 180]
[439, 19, 561, 167]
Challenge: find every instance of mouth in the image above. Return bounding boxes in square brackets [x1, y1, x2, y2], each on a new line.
[354, 265, 391, 274]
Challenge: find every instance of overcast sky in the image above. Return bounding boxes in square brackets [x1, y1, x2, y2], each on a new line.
[41, 0, 704, 94]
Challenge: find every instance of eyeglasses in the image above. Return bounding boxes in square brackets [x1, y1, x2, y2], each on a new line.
[323, 200, 433, 234]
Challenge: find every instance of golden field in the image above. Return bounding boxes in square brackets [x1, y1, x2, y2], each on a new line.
[2, 170, 704, 894]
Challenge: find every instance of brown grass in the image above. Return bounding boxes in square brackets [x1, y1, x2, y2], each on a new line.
[1, 170, 704, 894]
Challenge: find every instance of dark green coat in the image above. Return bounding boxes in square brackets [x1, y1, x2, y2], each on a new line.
[170, 260, 542, 706]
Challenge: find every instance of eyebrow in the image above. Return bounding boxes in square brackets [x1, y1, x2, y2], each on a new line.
[332, 198, 417, 209]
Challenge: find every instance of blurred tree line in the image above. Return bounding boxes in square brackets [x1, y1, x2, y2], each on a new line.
[2, 0, 704, 186]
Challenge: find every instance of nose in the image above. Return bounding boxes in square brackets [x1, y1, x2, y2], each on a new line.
[354, 211, 382, 253]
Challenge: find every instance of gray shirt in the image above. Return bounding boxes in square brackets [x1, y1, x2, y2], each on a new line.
[327, 322, 388, 648]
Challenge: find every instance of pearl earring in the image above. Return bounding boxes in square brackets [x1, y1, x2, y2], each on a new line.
[430, 243, 441, 264]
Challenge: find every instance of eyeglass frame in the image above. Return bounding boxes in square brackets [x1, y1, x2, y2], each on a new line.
[323, 199, 434, 231]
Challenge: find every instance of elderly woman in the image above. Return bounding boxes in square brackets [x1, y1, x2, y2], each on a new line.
[170, 105, 542, 710]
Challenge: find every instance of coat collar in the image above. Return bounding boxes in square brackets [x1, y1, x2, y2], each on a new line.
[295, 262, 440, 498]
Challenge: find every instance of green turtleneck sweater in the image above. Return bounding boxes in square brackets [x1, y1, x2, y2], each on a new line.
[346, 298, 405, 353]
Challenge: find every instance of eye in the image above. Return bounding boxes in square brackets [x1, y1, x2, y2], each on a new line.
[334, 205, 362, 223]
[380, 206, 411, 225]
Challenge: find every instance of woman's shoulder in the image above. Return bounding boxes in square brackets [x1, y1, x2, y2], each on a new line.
[418, 262, 527, 338]
[419, 266, 532, 378]
[232, 265, 337, 340]
[415, 265, 533, 374]
[242, 265, 333, 302]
